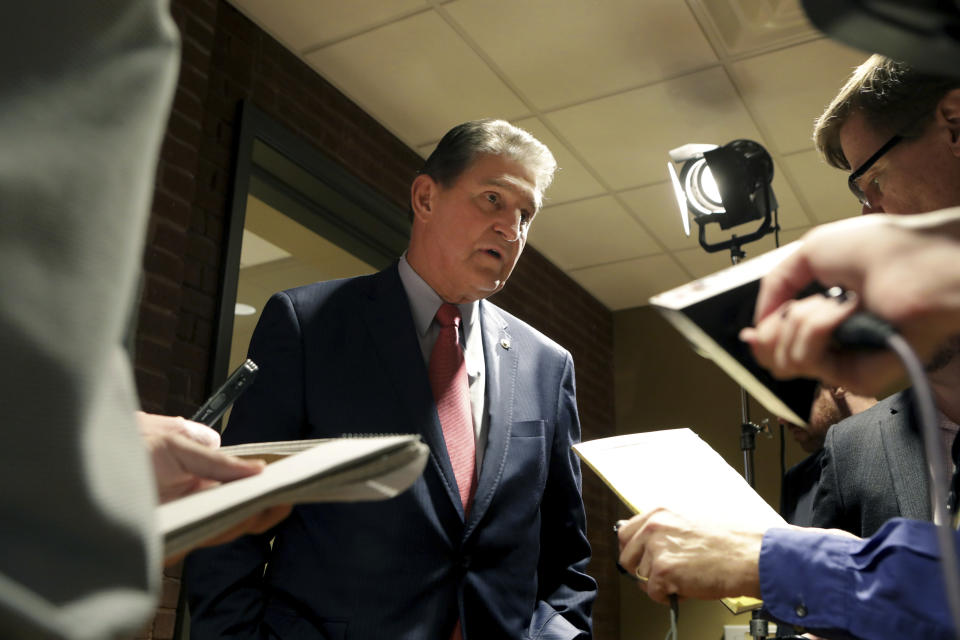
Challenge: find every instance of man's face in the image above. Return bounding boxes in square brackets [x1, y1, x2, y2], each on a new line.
[786, 384, 876, 453]
[411, 153, 539, 303]
[786, 385, 845, 453]
[839, 109, 960, 215]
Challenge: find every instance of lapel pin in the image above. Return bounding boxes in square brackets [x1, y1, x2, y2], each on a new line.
[500, 337, 511, 350]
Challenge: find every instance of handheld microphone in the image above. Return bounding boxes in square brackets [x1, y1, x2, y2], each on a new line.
[191, 359, 259, 427]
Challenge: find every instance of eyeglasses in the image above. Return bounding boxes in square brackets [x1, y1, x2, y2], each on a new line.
[847, 133, 903, 207]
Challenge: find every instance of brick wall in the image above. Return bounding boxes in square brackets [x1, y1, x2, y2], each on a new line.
[134, 1, 617, 637]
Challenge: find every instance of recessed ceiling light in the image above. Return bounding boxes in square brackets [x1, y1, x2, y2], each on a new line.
[235, 303, 256, 316]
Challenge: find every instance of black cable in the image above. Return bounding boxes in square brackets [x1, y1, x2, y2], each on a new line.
[779, 422, 786, 485]
[771, 189, 780, 248]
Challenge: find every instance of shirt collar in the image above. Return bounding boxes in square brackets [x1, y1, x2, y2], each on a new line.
[398, 254, 479, 338]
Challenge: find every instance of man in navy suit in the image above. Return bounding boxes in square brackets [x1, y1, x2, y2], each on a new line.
[186, 119, 597, 639]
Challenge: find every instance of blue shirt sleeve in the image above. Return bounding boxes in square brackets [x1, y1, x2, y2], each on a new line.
[759, 518, 956, 639]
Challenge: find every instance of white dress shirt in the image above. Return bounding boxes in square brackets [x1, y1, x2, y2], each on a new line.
[397, 254, 489, 473]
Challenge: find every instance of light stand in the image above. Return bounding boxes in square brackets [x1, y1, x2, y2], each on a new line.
[729, 240, 772, 640]
[669, 139, 779, 640]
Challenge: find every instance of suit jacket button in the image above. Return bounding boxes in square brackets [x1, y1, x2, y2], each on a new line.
[794, 603, 808, 618]
[459, 554, 471, 570]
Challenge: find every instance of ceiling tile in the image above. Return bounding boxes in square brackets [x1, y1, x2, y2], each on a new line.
[444, 0, 717, 110]
[686, 0, 820, 58]
[770, 160, 814, 229]
[547, 67, 763, 190]
[514, 117, 605, 205]
[620, 181, 700, 252]
[672, 246, 738, 280]
[781, 149, 861, 223]
[729, 39, 868, 154]
[568, 254, 689, 311]
[531, 195, 661, 271]
[304, 11, 530, 147]
[672, 232, 786, 279]
[778, 226, 809, 245]
[228, 0, 430, 51]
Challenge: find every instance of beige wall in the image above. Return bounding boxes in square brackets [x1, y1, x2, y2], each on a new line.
[612, 305, 808, 639]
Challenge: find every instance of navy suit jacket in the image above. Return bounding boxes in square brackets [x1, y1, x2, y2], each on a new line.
[186, 265, 596, 639]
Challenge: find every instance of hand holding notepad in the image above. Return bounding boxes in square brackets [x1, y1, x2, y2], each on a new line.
[159, 435, 429, 558]
[574, 429, 785, 613]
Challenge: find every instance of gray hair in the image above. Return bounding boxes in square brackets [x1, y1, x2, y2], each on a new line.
[420, 119, 557, 209]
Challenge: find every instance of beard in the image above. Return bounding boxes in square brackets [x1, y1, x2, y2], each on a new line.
[799, 386, 848, 453]
[925, 335, 960, 373]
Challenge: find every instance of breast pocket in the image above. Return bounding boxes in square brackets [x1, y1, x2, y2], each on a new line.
[504, 419, 547, 496]
[263, 603, 348, 640]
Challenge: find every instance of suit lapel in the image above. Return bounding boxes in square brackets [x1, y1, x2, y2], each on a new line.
[880, 391, 932, 521]
[465, 301, 516, 538]
[361, 265, 464, 518]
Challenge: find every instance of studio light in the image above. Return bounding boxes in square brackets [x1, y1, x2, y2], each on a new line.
[667, 139, 778, 255]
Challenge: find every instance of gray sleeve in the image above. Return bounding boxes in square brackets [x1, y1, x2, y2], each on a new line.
[0, 1, 179, 637]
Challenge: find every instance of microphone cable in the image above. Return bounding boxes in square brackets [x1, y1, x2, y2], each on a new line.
[836, 312, 960, 640]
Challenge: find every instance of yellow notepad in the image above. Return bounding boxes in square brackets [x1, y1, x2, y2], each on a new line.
[574, 428, 784, 614]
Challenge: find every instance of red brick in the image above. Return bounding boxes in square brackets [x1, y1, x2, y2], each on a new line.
[173, 339, 208, 371]
[151, 609, 176, 640]
[181, 286, 216, 319]
[168, 367, 191, 397]
[166, 111, 203, 147]
[164, 561, 184, 580]
[144, 246, 185, 283]
[178, 0, 217, 26]
[219, 3, 258, 45]
[159, 166, 197, 201]
[194, 317, 214, 349]
[135, 367, 169, 403]
[200, 264, 220, 295]
[152, 221, 188, 255]
[177, 61, 209, 103]
[137, 304, 179, 342]
[183, 260, 204, 290]
[152, 189, 192, 229]
[159, 576, 181, 609]
[143, 276, 181, 309]
[186, 234, 219, 267]
[136, 338, 172, 370]
[172, 86, 204, 125]
[204, 216, 224, 244]
[176, 312, 196, 342]
[184, 13, 215, 47]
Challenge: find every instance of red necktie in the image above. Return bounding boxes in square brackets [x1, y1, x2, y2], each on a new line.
[429, 303, 477, 516]
[429, 304, 476, 640]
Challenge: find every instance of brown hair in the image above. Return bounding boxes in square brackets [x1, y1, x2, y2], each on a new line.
[813, 54, 960, 170]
